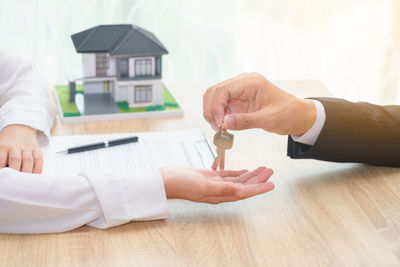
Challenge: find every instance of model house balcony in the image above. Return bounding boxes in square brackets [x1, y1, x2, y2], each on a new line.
[116, 56, 162, 81]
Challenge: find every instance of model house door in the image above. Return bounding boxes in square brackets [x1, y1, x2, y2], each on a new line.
[96, 53, 108, 76]
[103, 81, 110, 93]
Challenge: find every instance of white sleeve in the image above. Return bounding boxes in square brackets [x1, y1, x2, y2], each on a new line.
[291, 100, 326, 146]
[0, 52, 57, 144]
[0, 168, 168, 234]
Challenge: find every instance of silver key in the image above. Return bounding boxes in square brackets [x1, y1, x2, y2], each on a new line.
[212, 127, 234, 171]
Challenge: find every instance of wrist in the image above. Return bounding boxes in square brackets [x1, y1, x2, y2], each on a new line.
[293, 99, 317, 136]
[159, 167, 177, 199]
[3, 124, 37, 135]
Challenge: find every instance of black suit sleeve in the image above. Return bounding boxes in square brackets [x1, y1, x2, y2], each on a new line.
[287, 97, 400, 167]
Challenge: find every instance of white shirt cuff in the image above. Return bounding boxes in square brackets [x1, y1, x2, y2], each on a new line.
[0, 96, 57, 145]
[82, 170, 169, 229]
[291, 100, 326, 146]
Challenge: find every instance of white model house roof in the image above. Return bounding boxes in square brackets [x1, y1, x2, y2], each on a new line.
[71, 24, 168, 56]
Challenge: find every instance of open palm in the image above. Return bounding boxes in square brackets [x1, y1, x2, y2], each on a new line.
[160, 166, 274, 204]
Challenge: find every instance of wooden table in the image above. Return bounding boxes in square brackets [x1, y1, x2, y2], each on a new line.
[1, 81, 400, 266]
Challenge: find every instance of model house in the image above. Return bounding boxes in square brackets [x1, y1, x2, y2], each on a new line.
[70, 24, 168, 108]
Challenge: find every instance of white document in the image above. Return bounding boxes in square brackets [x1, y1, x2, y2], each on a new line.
[42, 128, 215, 176]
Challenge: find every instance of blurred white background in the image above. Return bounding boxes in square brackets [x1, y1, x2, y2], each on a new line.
[0, 0, 399, 104]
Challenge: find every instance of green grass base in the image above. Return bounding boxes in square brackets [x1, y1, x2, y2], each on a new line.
[116, 102, 166, 112]
[55, 85, 83, 116]
[55, 84, 181, 117]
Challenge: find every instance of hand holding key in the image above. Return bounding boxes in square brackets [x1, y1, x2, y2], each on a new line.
[212, 126, 234, 171]
[203, 72, 316, 136]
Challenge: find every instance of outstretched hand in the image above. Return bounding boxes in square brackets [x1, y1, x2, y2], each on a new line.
[160, 166, 274, 204]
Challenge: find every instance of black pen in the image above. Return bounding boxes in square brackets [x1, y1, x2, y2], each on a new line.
[57, 136, 139, 154]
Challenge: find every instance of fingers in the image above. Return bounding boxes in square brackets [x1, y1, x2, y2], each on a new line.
[0, 147, 41, 173]
[8, 147, 22, 171]
[0, 149, 7, 168]
[205, 89, 229, 130]
[203, 89, 217, 129]
[198, 168, 249, 178]
[203, 73, 253, 130]
[201, 181, 275, 204]
[209, 89, 230, 128]
[32, 150, 43, 174]
[236, 181, 275, 199]
[207, 166, 274, 197]
[21, 150, 34, 173]
[218, 169, 248, 177]
[222, 167, 268, 183]
[223, 111, 263, 130]
[243, 168, 274, 185]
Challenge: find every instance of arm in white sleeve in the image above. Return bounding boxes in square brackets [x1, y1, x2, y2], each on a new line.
[0, 51, 57, 144]
[0, 168, 168, 234]
[291, 100, 326, 146]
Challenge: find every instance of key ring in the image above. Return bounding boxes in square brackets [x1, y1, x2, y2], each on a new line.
[220, 123, 226, 133]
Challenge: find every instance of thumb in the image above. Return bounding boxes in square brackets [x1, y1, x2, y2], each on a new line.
[223, 113, 260, 130]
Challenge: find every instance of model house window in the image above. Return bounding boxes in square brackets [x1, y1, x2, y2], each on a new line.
[119, 58, 129, 78]
[95, 53, 109, 76]
[156, 57, 161, 76]
[134, 85, 152, 103]
[135, 59, 152, 76]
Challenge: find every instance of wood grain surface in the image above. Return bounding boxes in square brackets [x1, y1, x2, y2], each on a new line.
[1, 81, 399, 267]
